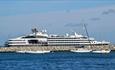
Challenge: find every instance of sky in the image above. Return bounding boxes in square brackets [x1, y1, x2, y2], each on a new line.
[0, 0, 115, 45]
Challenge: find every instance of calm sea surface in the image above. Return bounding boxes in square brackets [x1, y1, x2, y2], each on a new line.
[0, 52, 115, 70]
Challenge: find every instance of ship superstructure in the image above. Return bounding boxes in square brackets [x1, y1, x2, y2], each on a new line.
[5, 28, 110, 47]
[48, 32, 109, 46]
[6, 28, 48, 46]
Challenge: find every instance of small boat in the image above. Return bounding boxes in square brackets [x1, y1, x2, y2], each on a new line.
[70, 48, 92, 53]
[16, 51, 26, 53]
[16, 51, 50, 53]
[25, 51, 50, 53]
[92, 50, 111, 53]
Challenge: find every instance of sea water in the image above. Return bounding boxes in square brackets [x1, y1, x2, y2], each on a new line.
[0, 52, 115, 70]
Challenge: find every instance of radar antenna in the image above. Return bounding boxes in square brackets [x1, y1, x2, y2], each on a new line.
[31, 28, 38, 37]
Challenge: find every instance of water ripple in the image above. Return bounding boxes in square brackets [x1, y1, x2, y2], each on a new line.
[0, 52, 115, 70]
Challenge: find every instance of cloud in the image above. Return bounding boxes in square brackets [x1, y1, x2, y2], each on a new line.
[64, 23, 82, 27]
[102, 9, 115, 15]
[64, 23, 88, 27]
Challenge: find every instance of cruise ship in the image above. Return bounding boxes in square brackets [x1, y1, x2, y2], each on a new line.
[5, 28, 110, 47]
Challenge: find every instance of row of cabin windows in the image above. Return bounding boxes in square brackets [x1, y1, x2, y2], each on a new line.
[8, 42, 26, 44]
[9, 40, 25, 41]
[48, 39, 91, 41]
[48, 37, 87, 39]
[28, 40, 47, 44]
[48, 44, 86, 47]
[48, 42, 90, 43]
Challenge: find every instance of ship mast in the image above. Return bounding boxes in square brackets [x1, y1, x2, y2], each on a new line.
[82, 23, 92, 48]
